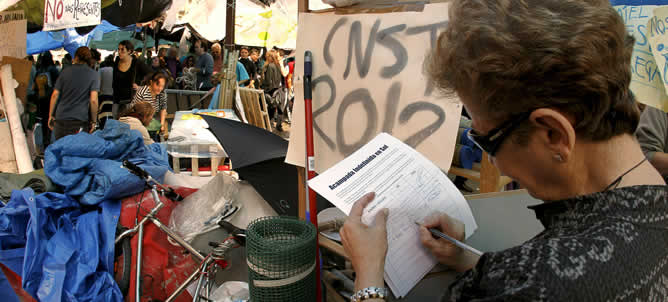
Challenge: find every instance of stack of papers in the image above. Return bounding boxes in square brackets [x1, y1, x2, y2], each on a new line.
[309, 133, 477, 298]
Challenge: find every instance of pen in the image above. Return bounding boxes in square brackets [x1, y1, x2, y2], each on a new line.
[415, 222, 483, 257]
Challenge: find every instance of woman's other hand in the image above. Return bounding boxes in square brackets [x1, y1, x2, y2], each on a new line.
[340, 192, 389, 290]
[418, 212, 480, 272]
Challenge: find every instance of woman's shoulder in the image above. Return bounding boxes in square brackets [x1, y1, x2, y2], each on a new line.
[448, 186, 668, 301]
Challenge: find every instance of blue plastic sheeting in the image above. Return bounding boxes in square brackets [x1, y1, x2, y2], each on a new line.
[0, 189, 122, 301]
[27, 20, 119, 55]
[45, 119, 170, 205]
[208, 84, 222, 109]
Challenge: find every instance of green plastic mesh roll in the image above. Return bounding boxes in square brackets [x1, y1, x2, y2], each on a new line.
[246, 216, 317, 302]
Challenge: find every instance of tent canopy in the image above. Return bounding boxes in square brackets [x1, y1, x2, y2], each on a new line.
[164, 0, 297, 49]
[8, 0, 171, 32]
[27, 20, 119, 55]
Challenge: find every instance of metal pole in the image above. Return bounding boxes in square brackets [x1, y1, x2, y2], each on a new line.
[149, 217, 205, 261]
[225, 0, 236, 50]
[135, 222, 144, 302]
[166, 268, 201, 302]
[303, 50, 322, 301]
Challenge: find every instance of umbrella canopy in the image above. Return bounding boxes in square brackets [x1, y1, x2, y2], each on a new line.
[200, 115, 331, 216]
[201, 115, 288, 169]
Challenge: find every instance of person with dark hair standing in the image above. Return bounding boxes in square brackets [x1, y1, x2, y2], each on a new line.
[47, 47, 99, 140]
[131, 72, 168, 136]
[250, 48, 263, 88]
[119, 101, 156, 145]
[90, 48, 101, 70]
[165, 46, 182, 82]
[112, 40, 151, 119]
[193, 39, 214, 90]
[239, 46, 256, 88]
[341, 0, 667, 301]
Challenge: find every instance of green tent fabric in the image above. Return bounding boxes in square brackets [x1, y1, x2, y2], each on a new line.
[0, 170, 56, 203]
[88, 30, 177, 51]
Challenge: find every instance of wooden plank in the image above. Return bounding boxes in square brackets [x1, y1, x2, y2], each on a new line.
[448, 167, 481, 182]
[479, 152, 500, 193]
[323, 278, 347, 302]
[211, 157, 220, 176]
[318, 234, 348, 259]
[297, 0, 309, 224]
[172, 156, 180, 173]
[298, 0, 309, 13]
[259, 92, 273, 131]
[191, 157, 199, 176]
[298, 166, 306, 220]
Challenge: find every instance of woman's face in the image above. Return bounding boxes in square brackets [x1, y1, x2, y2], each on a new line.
[151, 57, 160, 68]
[151, 78, 166, 94]
[118, 44, 130, 60]
[463, 98, 570, 200]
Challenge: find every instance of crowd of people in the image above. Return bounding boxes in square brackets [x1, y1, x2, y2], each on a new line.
[23, 38, 295, 153]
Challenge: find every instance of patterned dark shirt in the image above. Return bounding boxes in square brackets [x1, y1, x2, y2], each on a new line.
[445, 185, 668, 301]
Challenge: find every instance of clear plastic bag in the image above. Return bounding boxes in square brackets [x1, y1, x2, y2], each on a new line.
[169, 173, 240, 242]
[210, 281, 249, 302]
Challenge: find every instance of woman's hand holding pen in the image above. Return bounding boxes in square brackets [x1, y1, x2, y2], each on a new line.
[418, 212, 480, 272]
[340, 192, 389, 291]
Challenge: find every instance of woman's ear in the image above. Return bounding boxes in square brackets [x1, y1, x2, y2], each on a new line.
[529, 108, 576, 162]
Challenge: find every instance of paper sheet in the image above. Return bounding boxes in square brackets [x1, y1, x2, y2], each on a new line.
[309, 133, 477, 298]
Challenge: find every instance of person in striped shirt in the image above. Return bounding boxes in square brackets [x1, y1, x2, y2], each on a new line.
[131, 72, 168, 135]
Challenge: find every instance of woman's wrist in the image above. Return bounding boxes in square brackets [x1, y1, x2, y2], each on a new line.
[451, 249, 481, 272]
[355, 269, 385, 291]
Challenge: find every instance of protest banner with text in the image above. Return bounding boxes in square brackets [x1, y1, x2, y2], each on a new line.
[286, 3, 461, 173]
[43, 0, 101, 31]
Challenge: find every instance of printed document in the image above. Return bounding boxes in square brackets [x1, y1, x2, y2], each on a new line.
[309, 133, 478, 298]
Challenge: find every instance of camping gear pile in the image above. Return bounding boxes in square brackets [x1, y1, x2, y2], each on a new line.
[0, 120, 170, 301]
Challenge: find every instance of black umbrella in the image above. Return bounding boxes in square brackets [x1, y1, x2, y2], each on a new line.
[200, 115, 332, 217]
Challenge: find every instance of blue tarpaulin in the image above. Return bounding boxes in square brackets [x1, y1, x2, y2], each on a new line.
[27, 21, 120, 55]
[0, 189, 123, 301]
[45, 119, 170, 205]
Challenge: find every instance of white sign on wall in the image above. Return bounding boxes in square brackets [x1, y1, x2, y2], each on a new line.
[0, 10, 26, 59]
[43, 0, 101, 31]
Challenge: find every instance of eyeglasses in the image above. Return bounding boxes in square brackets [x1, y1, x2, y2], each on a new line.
[466, 111, 533, 156]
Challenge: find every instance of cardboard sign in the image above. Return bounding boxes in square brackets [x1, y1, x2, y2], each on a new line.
[647, 6, 668, 112]
[0, 11, 26, 60]
[1, 56, 33, 105]
[614, 4, 668, 112]
[43, 0, 101, 31]
[286, 3, 461, 173]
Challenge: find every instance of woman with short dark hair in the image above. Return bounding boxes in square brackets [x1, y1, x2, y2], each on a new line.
[112, 40, 151, 119]
[341, 0, 667, 301]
